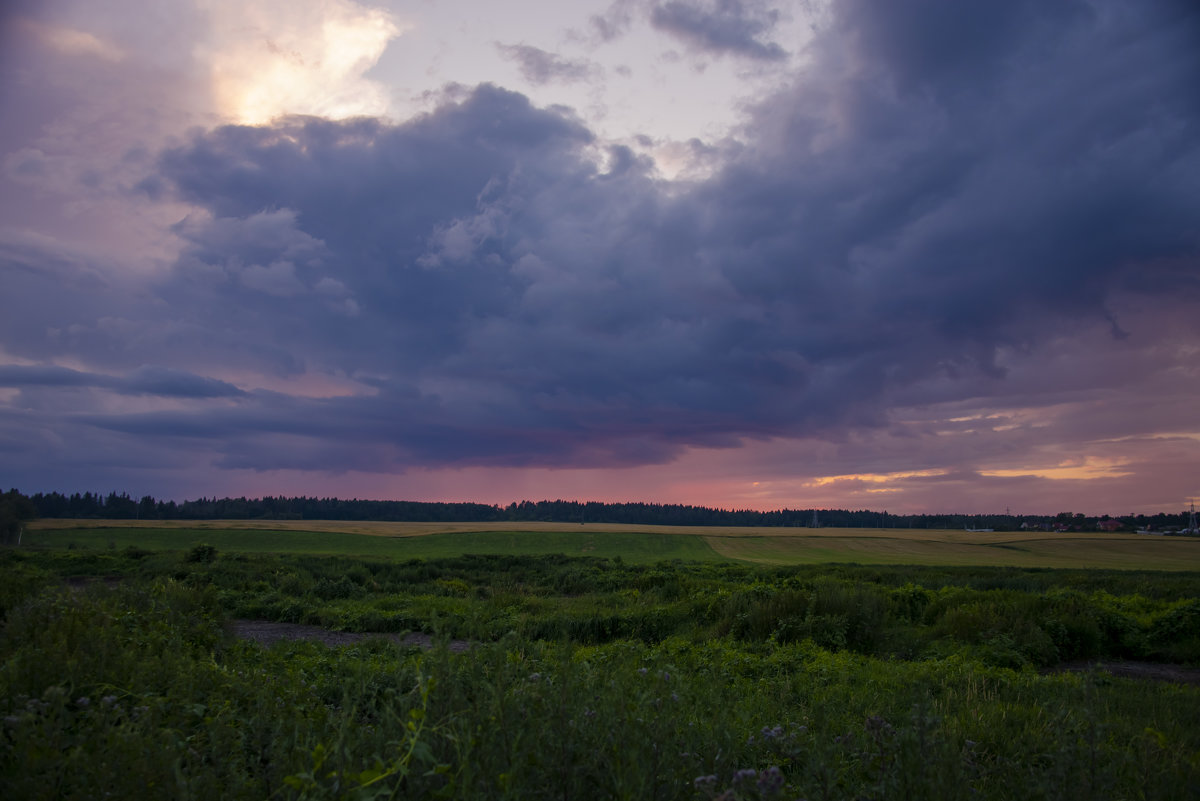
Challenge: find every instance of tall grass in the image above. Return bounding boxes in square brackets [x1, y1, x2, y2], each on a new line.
[2, 548, 1199, 799]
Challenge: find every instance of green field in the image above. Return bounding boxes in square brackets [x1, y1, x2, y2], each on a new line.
[23, 525, 724, 564]
[24, 519, 1200, 569]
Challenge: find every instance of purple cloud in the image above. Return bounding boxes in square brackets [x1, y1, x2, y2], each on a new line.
[0, 0, 1197, 509]
[496, 44, 598, 85]
[0, 364, 244, 398]
[650, 0, 787, 61]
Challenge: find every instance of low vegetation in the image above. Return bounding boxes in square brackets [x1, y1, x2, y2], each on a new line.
[2, 539, 1199, 799]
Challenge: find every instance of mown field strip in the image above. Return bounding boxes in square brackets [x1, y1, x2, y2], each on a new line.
[704, 532, 1200, 570]
[26, 519, 1200, 569]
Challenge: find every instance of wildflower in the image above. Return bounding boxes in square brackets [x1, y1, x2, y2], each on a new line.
[693, 774, 718, 787]
[761, 724, 784, 740]
[637, 667, 648, 675]
[76, 697, 90, 709]
[757, 765, 785, 798]
[732, 768, 757, 785]
[528, 672, 541, 682]
[865, 715, 894, 740]
[101, 695, 119, 708]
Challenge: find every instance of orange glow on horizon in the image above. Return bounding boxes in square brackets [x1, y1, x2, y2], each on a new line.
[979, 458, 1132, 481]
[805, 469, 948, 487]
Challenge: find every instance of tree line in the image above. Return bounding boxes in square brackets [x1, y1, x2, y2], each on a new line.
[5, 489, 1197, 532]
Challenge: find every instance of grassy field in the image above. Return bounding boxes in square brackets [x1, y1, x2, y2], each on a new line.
[3, 543, 1200, 799]
[704, 531, 1200, 570]
[21, 524, 723, 564]
[6, 523, 1200, 800]
[24, 518, 1200, 569]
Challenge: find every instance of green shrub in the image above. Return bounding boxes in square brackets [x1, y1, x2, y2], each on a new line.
[313, 575, 367, 600]
[184, 542, 218, 563]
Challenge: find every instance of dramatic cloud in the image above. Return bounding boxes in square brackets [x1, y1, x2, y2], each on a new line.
[1, 0, 1198, 511]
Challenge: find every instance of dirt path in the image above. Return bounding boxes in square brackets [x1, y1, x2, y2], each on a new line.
[228, 621, 1200, 686]
[230, 620, 471, 652]
[1047, 660, 1200, 686]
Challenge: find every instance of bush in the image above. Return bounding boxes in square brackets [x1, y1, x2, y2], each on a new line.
[185, 543, 218, 563]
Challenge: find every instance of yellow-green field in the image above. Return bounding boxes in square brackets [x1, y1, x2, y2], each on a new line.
[25, 519, 1200, 570]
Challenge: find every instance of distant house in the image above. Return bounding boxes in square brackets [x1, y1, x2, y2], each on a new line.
[1097, 518, 1123, 532]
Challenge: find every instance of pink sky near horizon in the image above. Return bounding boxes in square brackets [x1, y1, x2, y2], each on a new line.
[167, 430, 1200, 517]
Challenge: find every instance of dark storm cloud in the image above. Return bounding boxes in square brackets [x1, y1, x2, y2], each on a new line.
[496, 44, 598, 85]
[3, 0, 1198, 482]
[650, 0, 787, 61]
[0, 364, 244, 398]
[122, 366, 245, 398]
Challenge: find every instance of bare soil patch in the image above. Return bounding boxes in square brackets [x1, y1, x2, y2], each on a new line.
[1049, 660, 1200, 686]
[230, 619, 471, 652]
[229, 623, 1198, 684]
[64, 576, 124, 592]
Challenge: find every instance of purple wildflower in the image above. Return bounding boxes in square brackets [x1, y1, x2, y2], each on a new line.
[732, 768, 757, 785]
[757, 765, 785, 798]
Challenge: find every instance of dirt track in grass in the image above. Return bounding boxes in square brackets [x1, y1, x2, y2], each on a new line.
[227, 620, 1200, 685]
[229, 620, 471, 652]
[1044, 660, 1200, 686]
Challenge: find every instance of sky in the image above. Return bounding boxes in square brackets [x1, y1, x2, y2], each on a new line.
[1, 0, 1198, 515]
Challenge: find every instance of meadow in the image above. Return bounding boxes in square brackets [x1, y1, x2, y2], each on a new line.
[3, 521, 1199, 799]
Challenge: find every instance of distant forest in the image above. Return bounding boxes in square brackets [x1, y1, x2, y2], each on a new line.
[9, 489, 1197, 533]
